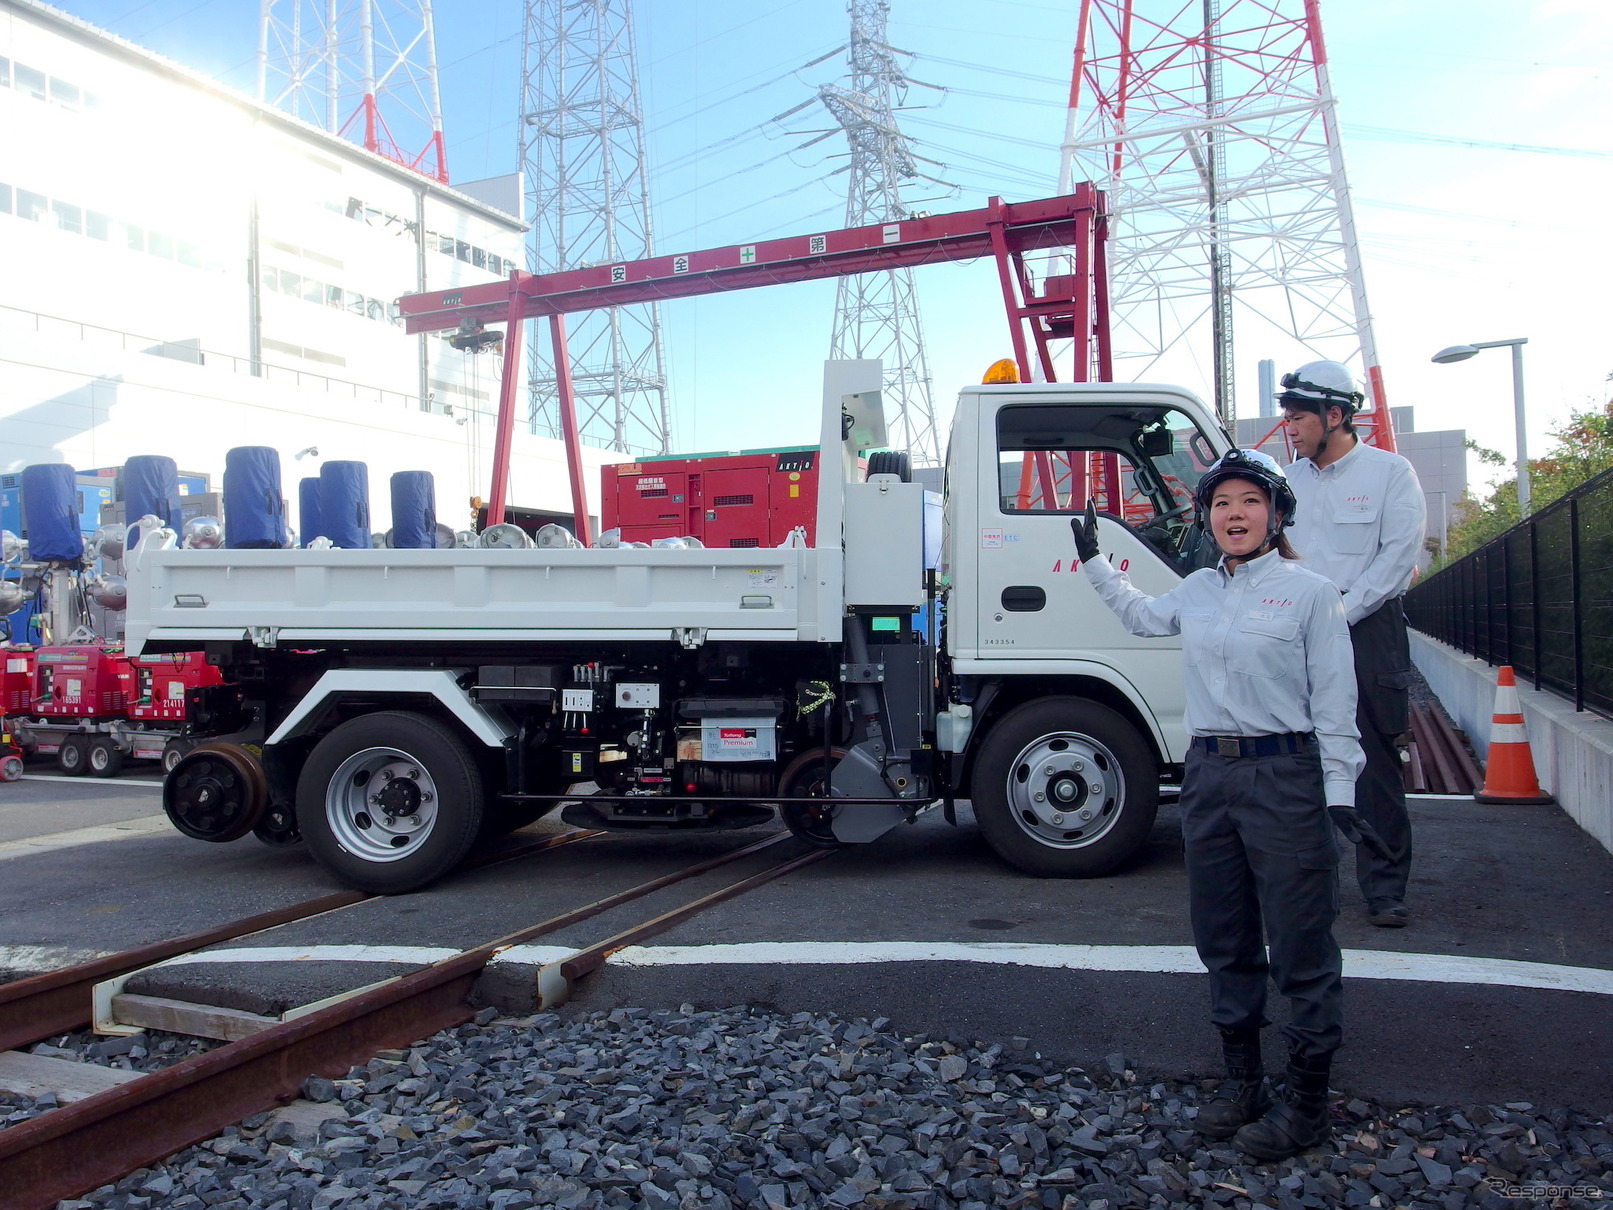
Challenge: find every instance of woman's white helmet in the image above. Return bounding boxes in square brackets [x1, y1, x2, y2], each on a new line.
[1277, 360, 1364, 415]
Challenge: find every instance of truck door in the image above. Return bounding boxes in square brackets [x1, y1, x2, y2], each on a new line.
[974, 401, 1221, 717]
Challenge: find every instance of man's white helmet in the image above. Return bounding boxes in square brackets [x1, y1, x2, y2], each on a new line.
[1277, 360, 1364, 414]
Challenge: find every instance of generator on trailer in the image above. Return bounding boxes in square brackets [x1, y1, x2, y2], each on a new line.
[124, 191, 1236, 894]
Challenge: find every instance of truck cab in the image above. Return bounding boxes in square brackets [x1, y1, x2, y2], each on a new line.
[937, 382, 1230, 876]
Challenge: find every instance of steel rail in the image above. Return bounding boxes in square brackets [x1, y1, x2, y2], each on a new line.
[0, 831, 812, 1209]
[540, 846, 837, 1007]
[0, 828, 600, 1053]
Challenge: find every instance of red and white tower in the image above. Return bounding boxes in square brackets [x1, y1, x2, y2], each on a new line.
[1061, 0, 1392, 446]
[257, 0, 448, 183]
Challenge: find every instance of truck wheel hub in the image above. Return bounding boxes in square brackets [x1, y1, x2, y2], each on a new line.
[1008, 731, 1125, 849]
[328, 749, 439, 862]
[374, 777, 421, 817]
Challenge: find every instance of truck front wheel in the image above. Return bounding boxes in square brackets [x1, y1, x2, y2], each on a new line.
[296, 711, 485, 894]
[971, 697, 1157, 877]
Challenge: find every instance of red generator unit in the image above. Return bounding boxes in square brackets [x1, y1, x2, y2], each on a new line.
[2, 648, 35, 714]
[603, 447, 821, 549]
[30, 645, 134, 718]
[127, 651, 225, 723]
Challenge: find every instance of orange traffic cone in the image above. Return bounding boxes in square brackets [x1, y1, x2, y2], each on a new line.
[1473, 667, 1555, 805]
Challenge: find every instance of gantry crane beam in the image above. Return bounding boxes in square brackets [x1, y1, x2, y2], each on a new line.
[396, 189, 1109, 532]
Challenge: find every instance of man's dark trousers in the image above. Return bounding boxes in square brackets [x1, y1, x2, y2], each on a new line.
[1180, 742, 1343, 1057]
[1350, 597, 1414, 907]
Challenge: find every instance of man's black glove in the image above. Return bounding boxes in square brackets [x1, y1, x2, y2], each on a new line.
[1329, 805, 1393, 862]
[1070, 499, 1101, 562]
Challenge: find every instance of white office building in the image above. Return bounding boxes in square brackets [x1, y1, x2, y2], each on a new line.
[0, 0, 615, 537]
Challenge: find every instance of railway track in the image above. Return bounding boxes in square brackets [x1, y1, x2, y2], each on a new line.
[0, 828, 832, 1210]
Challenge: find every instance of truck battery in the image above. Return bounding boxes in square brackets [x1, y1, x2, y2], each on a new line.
[673, 717, 778, 763]
[701, 718, 777, 762]
[127, 652, 224, 722]
[2, 649, 35, 713]
[602, 447, 821, 548]
[31, 645, 134, 717]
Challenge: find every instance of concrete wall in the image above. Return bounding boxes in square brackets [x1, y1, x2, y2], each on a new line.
[1412, 630, 1613, 855]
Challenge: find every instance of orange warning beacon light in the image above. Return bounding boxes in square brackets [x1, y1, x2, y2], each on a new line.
[982, 358, 1021, 384]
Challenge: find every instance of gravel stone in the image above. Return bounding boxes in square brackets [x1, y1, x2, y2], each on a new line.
[7, 1007, 1610, 1210]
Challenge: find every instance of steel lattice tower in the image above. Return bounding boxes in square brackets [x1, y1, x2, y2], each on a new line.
[1060, 0, 1390, 441]
[521, 0, 669, 454]
[257, 0, 447, 182]
[822, 0, 940, 467]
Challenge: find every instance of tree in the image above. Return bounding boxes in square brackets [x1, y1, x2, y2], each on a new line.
[1434, 396, 1613, 567]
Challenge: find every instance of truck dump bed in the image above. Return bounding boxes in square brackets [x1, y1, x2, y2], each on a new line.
[124, 546, 828, 652]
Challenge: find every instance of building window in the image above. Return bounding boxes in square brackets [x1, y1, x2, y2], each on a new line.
[0, 183, 11, 215]
[49, 77, 79, 107]
[471, 246, 486, 269]
[120, 221, 145, 252]
[86, 211, 111, 240]
[52, 200, 82, 234]
[0, 57, 10, 88]
[178, 240, 203, 268]
[16, 189, 47, 221]
[14, 64, 46, 101]
[280, 270, 301, 297]
[149, 232, 174, 259]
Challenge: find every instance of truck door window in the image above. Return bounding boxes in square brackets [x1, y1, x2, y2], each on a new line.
[995, 404, 1221, 568]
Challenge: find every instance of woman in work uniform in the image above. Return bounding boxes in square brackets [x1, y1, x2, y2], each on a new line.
[1070, 448, 1367, 1161]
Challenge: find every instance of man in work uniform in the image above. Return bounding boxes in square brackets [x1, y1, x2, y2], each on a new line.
[1280, 361, 1426, 928]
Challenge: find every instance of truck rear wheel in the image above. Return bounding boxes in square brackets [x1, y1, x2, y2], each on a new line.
[971, 697, 1157, 877]
[88, 738, 125, 778]
[296, 711, 485, 894]
[57, 737, 89, 776]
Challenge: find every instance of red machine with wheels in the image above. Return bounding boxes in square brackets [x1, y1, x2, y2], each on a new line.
[6, 645, 228, 776]
[0, 729, 22, 782]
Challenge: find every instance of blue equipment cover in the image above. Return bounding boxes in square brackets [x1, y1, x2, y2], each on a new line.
[223, 447, 288, 549]
[20, 463, 83, 562]
[298, 477, 324, 547]
[319, 461, 370, 549]
[389, 471, 437, 549]
[122, 456, 181, 542]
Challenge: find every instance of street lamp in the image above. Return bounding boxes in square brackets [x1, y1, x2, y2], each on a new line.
[1431, 338, 1531, 515]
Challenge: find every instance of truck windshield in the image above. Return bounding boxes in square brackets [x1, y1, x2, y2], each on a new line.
[995, 404, 1222, 570]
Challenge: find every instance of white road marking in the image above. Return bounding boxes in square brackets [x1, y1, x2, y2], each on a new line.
[7, 942, 1609, 999]
[593, 941, 1613, 997]
[0, 814, 173, 861]
[21, 774, 162, 788]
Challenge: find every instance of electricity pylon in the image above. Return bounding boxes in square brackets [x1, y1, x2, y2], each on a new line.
[822, 0, 940, 466]
[520, 0, 670, 454]
[1060, 0, 1391, 443]
[257, 0, 447, 182]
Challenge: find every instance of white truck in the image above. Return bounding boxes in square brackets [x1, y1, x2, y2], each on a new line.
[127, 364, 1231, 893]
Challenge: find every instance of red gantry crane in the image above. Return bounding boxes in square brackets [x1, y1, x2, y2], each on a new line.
[398, 190, 1110, 538]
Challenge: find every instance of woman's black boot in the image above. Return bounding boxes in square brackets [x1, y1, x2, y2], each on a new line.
[1196, 1027, 1271, 1140]
[1233, 1047, 1334, 1161]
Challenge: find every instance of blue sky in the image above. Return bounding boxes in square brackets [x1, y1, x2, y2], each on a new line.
[54, 0, 1613, 477]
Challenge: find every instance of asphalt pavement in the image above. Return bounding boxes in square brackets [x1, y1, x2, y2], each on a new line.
[2, 765, 1610, 1116]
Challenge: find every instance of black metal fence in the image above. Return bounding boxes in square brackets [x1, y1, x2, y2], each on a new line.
[1406, 464, 1613, 719]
